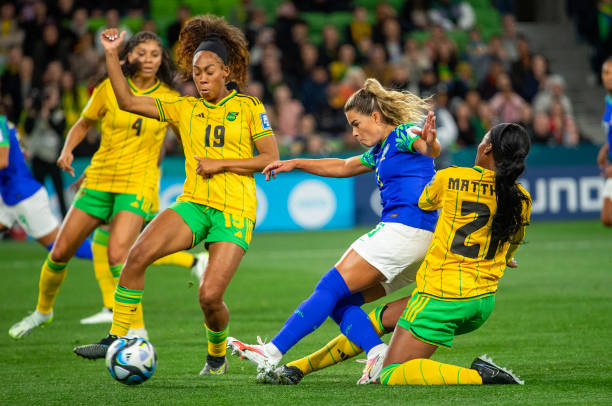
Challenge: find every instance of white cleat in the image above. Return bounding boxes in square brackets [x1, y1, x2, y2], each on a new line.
[80, 307, 113, 324]
[357, 345, 387, 384]
[9, 310, 53, 339]
[127, 327, 149, 340]
[191, 252, 209, 281]
[227, 336, 279, 380]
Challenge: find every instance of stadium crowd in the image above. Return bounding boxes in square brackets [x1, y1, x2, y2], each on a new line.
[0, 0, 593, 165]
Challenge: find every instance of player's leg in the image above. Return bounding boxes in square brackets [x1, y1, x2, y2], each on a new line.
[602, 197, 612, 227]
[74, 208, 193, 358]
[80, 227, 115, 324]
[9, 205, 102, 339]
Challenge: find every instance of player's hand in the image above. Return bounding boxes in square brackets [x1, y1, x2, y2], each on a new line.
[57, 150, 75, 176]
[194, 156, 224, 178]
[507, 258, 518, 268]
[411, 111, 437, 145]
[100, 29, 126, 53]
[262, 160, 296, 181]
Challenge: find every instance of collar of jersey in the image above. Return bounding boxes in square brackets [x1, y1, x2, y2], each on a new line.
[201, 90, 237, 109]
[127, 78, 161, 95]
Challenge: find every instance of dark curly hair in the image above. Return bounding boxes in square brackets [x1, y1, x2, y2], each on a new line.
[97, 31, 175, 88]
[175, 14, 249, 90]
[489, 123, 531, 245]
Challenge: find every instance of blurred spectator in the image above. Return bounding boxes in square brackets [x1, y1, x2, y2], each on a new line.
[390, 64, 411, 91]
[433, 86, 458, 168]
[428, 0, 476, 31]
[329, 43, 357, 82]
[245, 7, 267, 50]
[0, 2, 24, 66]
[400, 0, 430, 31]
[318, 25, 340, 67]
[372, 3, 398, 44]
[95, 9, 133, 54]
[364, 44, 393, 86]
[274, 1, 300, 52]
[21, 0, 48, 58]
[501, 14, 519, 62]
[60, 71, 88, 132]
[465, 28, 488, 82]
[400, 38, 431, 89]
[433, 40, 458, 84]
[381, 18, 404, 63]
[70, 8, 90, 38]
[23, 85, 68, 216]
[419, 68, 438, 98]
[533, 74, 574, 118]
[455, 101, 477, 146]
[549, 101, 579, 146]
[167, 5, 190, 48]
[274, 84, 303, 142]
[347, 6, 372, 45]
[510, 35, 539, 102]
[32, 23, 66, 82]
[70, 31, 100, 85]
[531, 54, 550, 93]
[1, 47, 24, 123]
[488, 73, 527, 124]
[300, 66, 329, 116]
[297, 43, 319, 82]
[478, 59, 505, 100]
[531, 111, 554, 144]
[448, 61, 474, 101]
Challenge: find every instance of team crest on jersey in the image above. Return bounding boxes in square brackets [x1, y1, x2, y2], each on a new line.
[260, 113, 271, 129]
[226, 112, 239, 121]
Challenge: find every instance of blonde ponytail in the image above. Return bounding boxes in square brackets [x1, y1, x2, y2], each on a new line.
[344, 78, 431, 126]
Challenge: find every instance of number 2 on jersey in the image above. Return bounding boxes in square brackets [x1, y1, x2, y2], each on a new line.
[450, 200, 501, 260]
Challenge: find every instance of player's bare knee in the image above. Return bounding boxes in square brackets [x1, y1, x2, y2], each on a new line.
[198, 288, 223, 311]
[602, 215, 612, 227]
[125, 242, 155, 268]
[107, 246, 130, 267]
[49, 242, 71, 263]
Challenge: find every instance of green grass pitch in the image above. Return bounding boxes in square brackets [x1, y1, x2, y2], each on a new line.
[1, 220, 611, 405]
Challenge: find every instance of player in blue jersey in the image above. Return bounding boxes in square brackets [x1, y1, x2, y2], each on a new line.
[228, 78, 440, 384]
[0, 115, 92, 260]
[598, 58, 612, 227]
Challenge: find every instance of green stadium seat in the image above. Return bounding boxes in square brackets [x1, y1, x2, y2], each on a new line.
[88, 17, 106, 32]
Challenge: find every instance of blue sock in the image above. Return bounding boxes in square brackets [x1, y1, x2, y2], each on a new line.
[271, 267, 350, 354]
[47, 238, 93, 261]
[331, 294, 383, 353]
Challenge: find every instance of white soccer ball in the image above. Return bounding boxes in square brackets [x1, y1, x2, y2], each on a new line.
[105, 336, 157, 385]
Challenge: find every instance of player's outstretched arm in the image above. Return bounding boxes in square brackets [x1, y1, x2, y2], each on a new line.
[57, 117, 94, 176]
[100, 29, 159, 120]
[263, 155, 372, 180]
[0, 145, 8, 170]
[597, 142, 609, 169]
[411, 111, 440, 158]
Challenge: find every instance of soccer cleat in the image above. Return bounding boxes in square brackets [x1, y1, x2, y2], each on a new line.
[80, 307, 113, 324]
[471, 354, 524, 385]
[272, 364, 304, 385]
[227, 336, 278, 375]
[199, 357, 228, 375]
[73, 334, 118, 360]
[191, 252, 209, 281]
[127, 327, 149, 340]
[357, 345, 387, 385]
[8, 310, 53, 339]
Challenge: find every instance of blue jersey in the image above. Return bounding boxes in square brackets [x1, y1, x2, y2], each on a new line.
[0, 116, 42, 205]
[603, 94, 612, 160]
[360, 123, 438, 232]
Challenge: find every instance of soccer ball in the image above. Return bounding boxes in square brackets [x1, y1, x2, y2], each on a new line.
[105, 336, 157, 385]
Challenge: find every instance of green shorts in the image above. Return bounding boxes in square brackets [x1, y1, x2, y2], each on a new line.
[397, 289, 495, 348]
[169, 201, 254, 251]
[73, 188, 152, 223]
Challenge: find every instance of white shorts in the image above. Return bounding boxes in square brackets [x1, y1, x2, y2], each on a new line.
[0, 187, 59, 239]
[603, 178, 612, 200]
[338, 222, 434, 295]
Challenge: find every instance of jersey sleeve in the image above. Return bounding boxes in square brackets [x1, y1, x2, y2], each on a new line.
[360, 147, 376, 169]
[0, 117, 9, 147]
[395, 123, 420, 153]
[154, 95, 185, 125]
[81, 81, 109, 121]
[418, 170, 444, 211]
[248, 100, 274, 141]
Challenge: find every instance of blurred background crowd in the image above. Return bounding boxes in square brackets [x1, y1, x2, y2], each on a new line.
[0, 0, 608, 172]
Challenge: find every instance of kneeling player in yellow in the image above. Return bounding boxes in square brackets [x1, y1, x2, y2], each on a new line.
[8, 31, 179, 339]
[75, 16, 279, 376]
[380, 123, 531, 386]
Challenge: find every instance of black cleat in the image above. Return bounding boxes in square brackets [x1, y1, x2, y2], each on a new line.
[276, 364, 305, 385]
[74, 334, 118, 360]
[471, 354, 524, 385]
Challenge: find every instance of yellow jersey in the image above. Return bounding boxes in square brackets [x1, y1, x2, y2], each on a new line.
[416, 166, 531, 299]
[154, 90, 273, 222]
[81, 78, 178, 197]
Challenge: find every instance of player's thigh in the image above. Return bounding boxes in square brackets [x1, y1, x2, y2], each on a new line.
[200, 241, 245, 300]
[51, 206, 103, 261]
[602, 197, 612, 226]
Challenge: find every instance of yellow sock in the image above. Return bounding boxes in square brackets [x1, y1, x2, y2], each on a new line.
[380, 359, 483, 385]
[36, 255, 68, 314]
[92, 228, 114, 309]
[206, 324, 228, 357]
[110, 285, 143, 337]
[131, 303, 145, 329]
[152, 251, 195, 268]
[287, 304, 388, 374]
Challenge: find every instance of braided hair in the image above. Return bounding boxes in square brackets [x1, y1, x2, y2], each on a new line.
[175, 15, 249, 90]
[489, 123, 531, 244]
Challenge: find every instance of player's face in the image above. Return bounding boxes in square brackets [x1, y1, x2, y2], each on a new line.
[192, 50, 230, 102]
[345, 110, 384, 147]
[129, 40, 162, 80]
[475, 132, 493, 167]
[602, 62, 612, 92]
